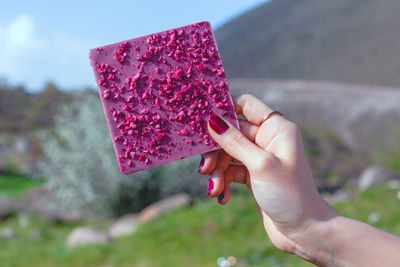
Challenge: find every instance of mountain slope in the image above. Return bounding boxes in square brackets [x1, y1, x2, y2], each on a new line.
[215, 0, 400, 87]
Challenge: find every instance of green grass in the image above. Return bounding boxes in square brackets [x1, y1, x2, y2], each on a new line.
[0, 184, 399, 267]
[0, 173, 43, 197]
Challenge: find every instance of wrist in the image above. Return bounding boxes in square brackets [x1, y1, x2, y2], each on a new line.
[289, 202, 400, 266]
[288, 200, 342, 265]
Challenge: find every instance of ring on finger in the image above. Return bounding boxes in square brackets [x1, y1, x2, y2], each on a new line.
[259, 111, 283, 126]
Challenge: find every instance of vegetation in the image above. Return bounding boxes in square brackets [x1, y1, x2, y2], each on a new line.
[0, 81, 73, 173]
[0, 183, 399, 267]
[0, 172, 43, 197]
[301, 128, 359, 188]
[37, 92, 206, 217]
[1, 1, 400, 265]
[0, 81, 72, 133]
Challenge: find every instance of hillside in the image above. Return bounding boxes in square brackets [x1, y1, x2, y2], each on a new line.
[215, 0, 400, 88]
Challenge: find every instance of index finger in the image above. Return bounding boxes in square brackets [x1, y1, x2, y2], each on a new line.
[233, 94, 273, 125]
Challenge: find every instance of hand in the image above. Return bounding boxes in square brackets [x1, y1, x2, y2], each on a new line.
[199, 94, 336, 254]
[199, 94, 400, 266]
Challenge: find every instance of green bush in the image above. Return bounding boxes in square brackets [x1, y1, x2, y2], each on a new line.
[37, 92, 205, 217]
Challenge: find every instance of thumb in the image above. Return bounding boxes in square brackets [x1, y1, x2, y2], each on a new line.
[207, 114, 271, 169]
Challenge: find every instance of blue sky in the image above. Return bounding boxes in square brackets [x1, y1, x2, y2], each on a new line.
[0, 0, 268, 92]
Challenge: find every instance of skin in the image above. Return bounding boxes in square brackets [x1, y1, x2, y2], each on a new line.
[199, 94, 400, 266]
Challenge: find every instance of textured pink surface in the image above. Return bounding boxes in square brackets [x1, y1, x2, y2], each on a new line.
[89, 21, 239, 174]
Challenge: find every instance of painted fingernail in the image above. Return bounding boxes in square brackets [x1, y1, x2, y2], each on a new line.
[198, 154, 205, 172]
[207, 179, 214, 196]
[209, 114, 229, 135]
[217, 192, 224, 204]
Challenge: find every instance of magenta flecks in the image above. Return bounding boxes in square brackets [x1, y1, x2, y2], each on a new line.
[89, 21, 239, 174]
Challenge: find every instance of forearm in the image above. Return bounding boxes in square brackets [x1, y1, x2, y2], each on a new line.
[292, 214, 400, 266]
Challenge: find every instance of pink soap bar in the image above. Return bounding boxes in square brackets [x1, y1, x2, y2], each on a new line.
[89, 21, 239, 174]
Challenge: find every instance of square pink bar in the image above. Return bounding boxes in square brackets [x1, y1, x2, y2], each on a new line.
[89, 21, 239, 174]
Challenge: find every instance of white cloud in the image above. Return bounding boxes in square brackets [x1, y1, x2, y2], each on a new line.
[6, 14, 36, 48]
[0, 14, 96, 92]
[0, 15, 45, 85]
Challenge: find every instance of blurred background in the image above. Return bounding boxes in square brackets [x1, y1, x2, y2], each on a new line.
[1, 0, 400, 266]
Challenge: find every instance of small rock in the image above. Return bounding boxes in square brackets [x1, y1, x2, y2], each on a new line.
[57, 210, 85, 223]
[67, 227, 111, 247]
[0, 196, 21, 219]
[358, 165, 399, 191]
[109, 214, 138, 238]
[0, 227, 15, 239]
[137, 193, 192, 223]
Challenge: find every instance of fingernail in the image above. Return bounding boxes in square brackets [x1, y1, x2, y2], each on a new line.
[217, 192, 224, 204]
[198, 154, 205, 172]
[209, 114, 229, 135]
[207, 179, 214, 196]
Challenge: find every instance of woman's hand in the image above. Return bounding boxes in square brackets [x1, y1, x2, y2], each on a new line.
[199, 94, 400, 266]
[199, 94, 336, 255]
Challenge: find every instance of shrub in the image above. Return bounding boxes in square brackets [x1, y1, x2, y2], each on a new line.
[37, 92, 205, 217]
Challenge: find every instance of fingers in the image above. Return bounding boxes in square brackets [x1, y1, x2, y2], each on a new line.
[234, 94, 297, 161]
[238, 119, 258, 142]
[208, 114, 272, 170]
[225, 164, 249, 185]
[199, 120, 257, 174]
[207, 151, 232, 198]
[198, 150, 219, 174]
[234, 94, 274, 125]
[218, 164, 249, 205]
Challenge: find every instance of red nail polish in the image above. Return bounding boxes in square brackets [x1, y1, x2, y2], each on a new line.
[209, 114, 229, 135]
[217, 192, 224, 204]
[198, 154, 205, 172]
[207, 179, 214, 196]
